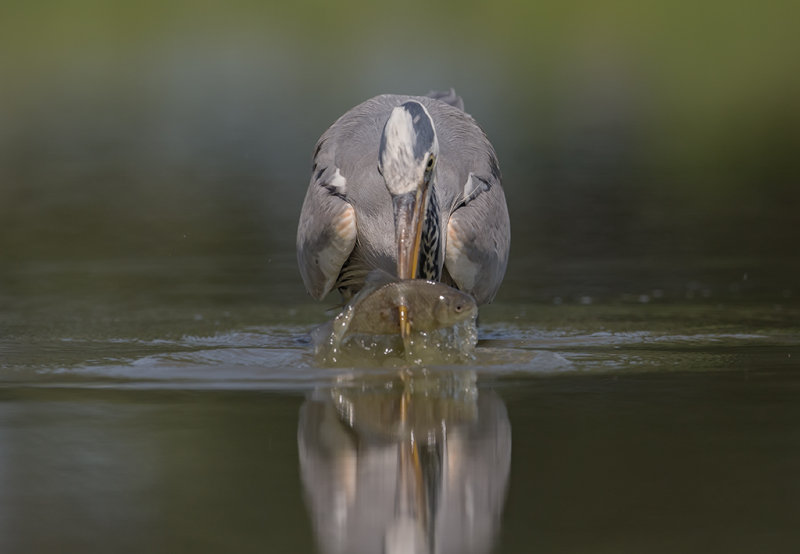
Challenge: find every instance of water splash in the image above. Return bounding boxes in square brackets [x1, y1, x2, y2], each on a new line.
[312, 315, 478, 367]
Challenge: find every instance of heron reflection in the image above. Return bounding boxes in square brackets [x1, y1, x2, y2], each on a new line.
[298, 372, 511, 554]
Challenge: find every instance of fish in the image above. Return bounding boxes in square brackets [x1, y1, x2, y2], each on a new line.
[341, 274, 478, 335]
[312, 270, 479, 364]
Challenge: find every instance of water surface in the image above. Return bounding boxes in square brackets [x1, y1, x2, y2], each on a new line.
[2, 252, 798, 553]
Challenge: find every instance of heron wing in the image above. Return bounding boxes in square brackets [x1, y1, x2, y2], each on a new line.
[444, 173, 510, 304]
[296, 140, 357, 299]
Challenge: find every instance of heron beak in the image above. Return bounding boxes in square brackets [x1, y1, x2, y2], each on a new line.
[392, 190, 425, 281]
[392, 176, 431, 341]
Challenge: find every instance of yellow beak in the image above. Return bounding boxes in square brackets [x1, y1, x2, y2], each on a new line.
[392, 179, 431, 341]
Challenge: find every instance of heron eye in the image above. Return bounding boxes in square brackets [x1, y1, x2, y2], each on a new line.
[426, 155, 435, 169]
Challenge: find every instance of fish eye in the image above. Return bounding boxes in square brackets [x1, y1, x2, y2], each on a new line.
[454, 303, 463, 313]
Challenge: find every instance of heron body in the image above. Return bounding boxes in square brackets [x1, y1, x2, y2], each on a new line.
[297, 91, 510, 306]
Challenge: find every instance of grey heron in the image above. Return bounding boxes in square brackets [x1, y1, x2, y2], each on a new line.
[297, 91, 510, 328]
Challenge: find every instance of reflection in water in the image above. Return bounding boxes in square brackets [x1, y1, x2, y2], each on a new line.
[298, 372, 511, 554]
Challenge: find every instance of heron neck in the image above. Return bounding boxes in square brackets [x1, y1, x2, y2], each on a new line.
[417, 186, 442, 281]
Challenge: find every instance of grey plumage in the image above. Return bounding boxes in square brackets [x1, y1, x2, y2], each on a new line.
[297, 92, 510, 305]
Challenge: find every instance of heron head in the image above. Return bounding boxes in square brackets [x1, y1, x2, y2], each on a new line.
[378, 101, 439, 196]
[378, 101, 439, 282]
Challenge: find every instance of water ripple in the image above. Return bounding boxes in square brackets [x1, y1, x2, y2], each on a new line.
[3, 322, 797, 391]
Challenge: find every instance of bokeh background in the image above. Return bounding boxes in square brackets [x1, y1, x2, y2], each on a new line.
[1, 0, 799, 310]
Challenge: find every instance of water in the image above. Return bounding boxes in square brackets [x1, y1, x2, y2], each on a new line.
[2, 253, 799, 553]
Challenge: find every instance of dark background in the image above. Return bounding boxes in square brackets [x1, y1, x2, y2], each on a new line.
[2, 1, 798, 305]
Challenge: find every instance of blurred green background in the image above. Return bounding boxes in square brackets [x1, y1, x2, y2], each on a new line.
[1, 0, 798, 296]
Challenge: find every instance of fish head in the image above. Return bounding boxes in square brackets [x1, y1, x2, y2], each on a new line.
[430, 284, 478, 327]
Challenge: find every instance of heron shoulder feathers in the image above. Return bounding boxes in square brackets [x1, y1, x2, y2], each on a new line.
[444, 171, 510, 304]
[297, 160, 358, 300]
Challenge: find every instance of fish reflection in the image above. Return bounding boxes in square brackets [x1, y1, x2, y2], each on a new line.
[298, 372, 511, 554]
